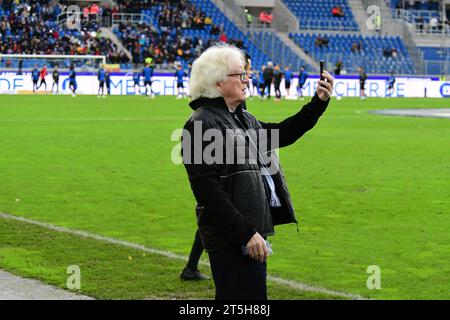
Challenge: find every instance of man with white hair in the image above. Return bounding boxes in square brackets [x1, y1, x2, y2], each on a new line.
[182, 43, 333, 300]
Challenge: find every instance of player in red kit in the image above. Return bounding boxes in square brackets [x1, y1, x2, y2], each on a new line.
[37, 65, 48, 93]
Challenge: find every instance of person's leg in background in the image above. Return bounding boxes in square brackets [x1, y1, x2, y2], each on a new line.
[274, 83, 281, 101]
[264, 80, 272, 99]
[180, 229, 208, 280]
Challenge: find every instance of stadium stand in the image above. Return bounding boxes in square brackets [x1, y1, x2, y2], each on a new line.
[1, 0, 448, 76]
[418, 46, 450, 75]
[391, 0, 441, 11]
[282, 0, 359, 31]
[246, 31, 311, 71]
[289, 33, 416, 74]
[127, 0, 274, 70]
[391, 0, 449, 34]
[0, 0, 126, 69]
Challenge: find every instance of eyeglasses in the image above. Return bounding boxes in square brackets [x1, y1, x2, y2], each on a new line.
[227, 72, 251, 82]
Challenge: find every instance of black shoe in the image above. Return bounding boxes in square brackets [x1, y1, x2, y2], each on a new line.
[180, 266, 208, 281]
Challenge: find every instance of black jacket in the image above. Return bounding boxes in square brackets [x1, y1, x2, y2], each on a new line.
[182, 95, 329, 252]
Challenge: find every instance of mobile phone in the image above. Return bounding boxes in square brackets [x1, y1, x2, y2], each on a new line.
[320, 60, 325, 81]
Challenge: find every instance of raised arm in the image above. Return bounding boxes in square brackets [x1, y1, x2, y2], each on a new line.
[259, 71, 334, 148]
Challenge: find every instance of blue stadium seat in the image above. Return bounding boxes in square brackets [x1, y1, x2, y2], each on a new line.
[282, 0, 359, 31]
[289, 33, 417, 74]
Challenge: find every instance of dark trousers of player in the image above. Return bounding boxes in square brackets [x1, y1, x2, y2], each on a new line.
[259, 84, 264, 97]
[208, 245, 267, 300]
[37, 79, 46, 90]
[262, 80, 272, 99]
[99, 81, 105, 95]
[274, 82, 281, 99]
[52, 81, 59, 93]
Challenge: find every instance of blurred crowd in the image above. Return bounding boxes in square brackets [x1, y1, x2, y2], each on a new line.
[114, 0, 246, 67]
[0, 0, 127, 63]
[1, 0, 249, 68]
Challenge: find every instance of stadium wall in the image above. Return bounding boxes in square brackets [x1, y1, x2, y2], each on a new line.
[0, 72, 449, 98]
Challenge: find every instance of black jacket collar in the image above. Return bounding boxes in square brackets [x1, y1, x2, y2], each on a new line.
[189, 96, 245, 114]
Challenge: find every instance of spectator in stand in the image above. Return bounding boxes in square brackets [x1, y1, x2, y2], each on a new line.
[91, 3, 100, 14]
[266, 11, 273, 27]
[351, 41, 362, 53]
[210, 24, 221, 35]
[391, 48, 398, 58]
[334, 60, 343, 75]
[429, 16, 438, 32]
[416, 16, 424, 33]
[259, 10, 266, 27]
[437, 17, 444, 32]
[315, 35, 329, 48]
[83, 6, 90, 18]
[245, 9, 253, 28]
[204, 15, 212, 26]
[331, 6, 345, 17]
[259, 10, 272, 28]
[219, 32, 228, 43]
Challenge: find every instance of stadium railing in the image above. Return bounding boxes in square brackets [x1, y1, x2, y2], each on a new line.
[394, 9, 449, 36]
[56, 11, 100, 27]
[298, 19, 359, 31]
[112, 13, 154, 27]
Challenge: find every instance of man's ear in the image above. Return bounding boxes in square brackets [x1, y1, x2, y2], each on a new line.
[216, 81, 223, 93]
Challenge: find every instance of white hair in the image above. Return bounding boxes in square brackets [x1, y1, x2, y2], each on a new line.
[189, 43, 245, 100]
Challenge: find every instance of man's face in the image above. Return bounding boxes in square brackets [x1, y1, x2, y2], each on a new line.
[218, 61, 248, 104]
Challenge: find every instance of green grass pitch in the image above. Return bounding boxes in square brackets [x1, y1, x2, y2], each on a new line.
[0, 95, 449, 299]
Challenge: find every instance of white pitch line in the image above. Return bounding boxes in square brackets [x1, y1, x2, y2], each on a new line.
[0, 212, 368, 300]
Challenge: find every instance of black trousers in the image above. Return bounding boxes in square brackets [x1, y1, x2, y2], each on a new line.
[263, 79, 272, 98]
[274, 82, 281, 99]
[208, 245, 267, 300]
[187, 229, 204, 270]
